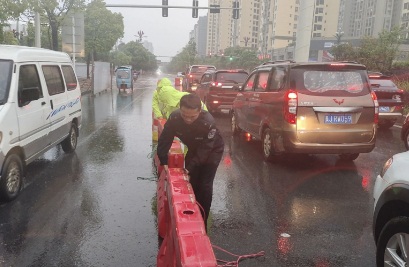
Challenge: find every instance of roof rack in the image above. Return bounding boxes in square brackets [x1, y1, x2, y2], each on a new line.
[261, 60, 296, 65]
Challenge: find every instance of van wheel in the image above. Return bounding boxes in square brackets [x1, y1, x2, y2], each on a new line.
[376, 217, 409, 267]
[231, 112, 241, 135]
[262, 128, 278, 162]
[0, 154, 23, 201]
[62, 124, 78, 153]
[339, 153, 359, 161]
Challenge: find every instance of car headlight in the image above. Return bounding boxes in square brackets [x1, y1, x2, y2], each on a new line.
[380, 157, 393, 178]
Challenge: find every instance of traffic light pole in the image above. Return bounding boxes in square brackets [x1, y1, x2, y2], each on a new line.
[105, 4, 238, 10]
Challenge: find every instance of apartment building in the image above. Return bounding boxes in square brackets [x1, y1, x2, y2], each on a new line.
[190, 16, 208, 57]
[340, 0, 399, 37]
[206, 0, 235, 56]
[206, 0, 263, 55]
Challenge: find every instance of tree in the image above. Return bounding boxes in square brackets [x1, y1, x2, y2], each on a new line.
[110, 50, 131, 67]
[358, 27, 402, 72]
[85, 0, 124, 60]
[0, 0, 29, 43]
[26, 0, 86, 50]
[119, 41, 158, 72]
[330, 43, 356, 61]
[166, 39, 197, 73]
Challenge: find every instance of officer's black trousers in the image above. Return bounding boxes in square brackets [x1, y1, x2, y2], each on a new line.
[188, 163, 220, 231]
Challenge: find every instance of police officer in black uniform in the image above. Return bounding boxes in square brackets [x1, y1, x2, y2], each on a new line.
[157, 94, 224, 231]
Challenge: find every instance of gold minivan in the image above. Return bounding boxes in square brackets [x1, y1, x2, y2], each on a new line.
[231, 61, 378, 161]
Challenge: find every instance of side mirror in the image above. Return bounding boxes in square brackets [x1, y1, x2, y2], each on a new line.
[20, 87, 40, 107]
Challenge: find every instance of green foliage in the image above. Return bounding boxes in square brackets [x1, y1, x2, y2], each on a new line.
[330, 27, 402, 72]
[392, 61, 409, 70]
[110, 50, 131, 67]
[85, 0, 124, 60]
[25, 0, 86, 50]
[166, 44, 263, 73]
[2, 31, 19, 45]
[166, 39, 198, 72]
[330, 43, 356, 61]
[115, 41, 158, 72]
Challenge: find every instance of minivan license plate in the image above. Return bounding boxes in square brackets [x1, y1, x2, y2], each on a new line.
[324, 114, 352, 124]
[379, 106, 390, 112]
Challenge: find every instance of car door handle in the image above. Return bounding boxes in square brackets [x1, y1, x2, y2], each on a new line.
[50, 100, 53, 110]
[41, 101, 46, 106]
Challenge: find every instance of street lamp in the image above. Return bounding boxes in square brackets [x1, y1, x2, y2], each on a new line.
[135, 30, 147, 42]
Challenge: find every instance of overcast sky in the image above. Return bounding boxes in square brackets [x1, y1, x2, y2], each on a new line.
[104, 0, 209, 61]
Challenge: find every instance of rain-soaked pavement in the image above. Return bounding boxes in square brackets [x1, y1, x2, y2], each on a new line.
[0, 74, 406, 267]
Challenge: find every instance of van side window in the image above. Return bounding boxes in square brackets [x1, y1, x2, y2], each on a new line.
[61, 65, 78, 91]
[42, 65, 65, 95]
[18, 65, 43, 101]
[244, 73, 256, 91]
[255, 72, 269, 92]
[269, 67, 287, 91]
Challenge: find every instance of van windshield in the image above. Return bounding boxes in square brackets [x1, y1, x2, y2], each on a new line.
[0, 60, 12, 104]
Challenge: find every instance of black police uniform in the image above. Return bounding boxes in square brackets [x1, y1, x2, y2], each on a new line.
[157, 109, 224, 230]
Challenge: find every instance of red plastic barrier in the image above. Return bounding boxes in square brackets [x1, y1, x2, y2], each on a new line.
[157, 170, 168, 238]
[157, 141, 184, 238]
[177, 235, 217, 267]
[157, 119, 166, 139]
[154, 140, 184, 177]
[175, 77, 181, 86]
[153, 118, 159, 142]
[157, 168, 217, 267]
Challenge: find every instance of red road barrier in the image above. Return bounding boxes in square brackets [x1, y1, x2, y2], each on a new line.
[157, 168, 217, 267]
[175, 77, 182, 86]
[157, 141, 184, 238]
[157, 118, 166, 139]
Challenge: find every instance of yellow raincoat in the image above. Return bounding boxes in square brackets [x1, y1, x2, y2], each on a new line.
[157, 78, 207, 119]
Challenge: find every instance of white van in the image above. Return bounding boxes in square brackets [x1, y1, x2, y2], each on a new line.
[0, 45, 82, 201]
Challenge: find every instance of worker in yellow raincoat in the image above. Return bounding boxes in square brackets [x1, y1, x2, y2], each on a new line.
[156, 78, 207, 119]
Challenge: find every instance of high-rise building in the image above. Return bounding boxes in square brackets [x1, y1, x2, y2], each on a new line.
[190, 16, 208, 57]
[339, 0, 398, 38]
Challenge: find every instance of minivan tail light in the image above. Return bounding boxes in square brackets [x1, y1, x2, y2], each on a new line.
[284, 90, 297, 124]
[371, 91, 379, 124]
[211, 82, 222, 87]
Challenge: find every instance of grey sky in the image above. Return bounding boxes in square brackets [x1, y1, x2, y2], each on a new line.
[104, 0, 209, 61]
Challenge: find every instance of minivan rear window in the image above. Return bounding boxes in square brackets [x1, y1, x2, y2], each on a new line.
[370, 79, 397, 88]
[292, 68, 370, 96]
[191, 66, 216, 73]
[215, 72, 248, 84]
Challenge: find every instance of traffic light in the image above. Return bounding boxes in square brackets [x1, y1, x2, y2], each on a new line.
[233, 1, 240, 19]
[229, 56, 233, 61]
[162, 0, 168, 17]
[192, 0, 198, 18]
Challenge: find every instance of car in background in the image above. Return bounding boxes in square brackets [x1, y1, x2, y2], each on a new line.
[196, 69, 248, 114]
[373, 151, 409, 267]
[231, 60, 378, 161]
[368, 72, 404, 129]
[182, 65, 216, 92]
[176, 72, 184, 77]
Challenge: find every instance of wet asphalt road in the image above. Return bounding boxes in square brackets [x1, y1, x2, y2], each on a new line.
[0, 75, 406, 267]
